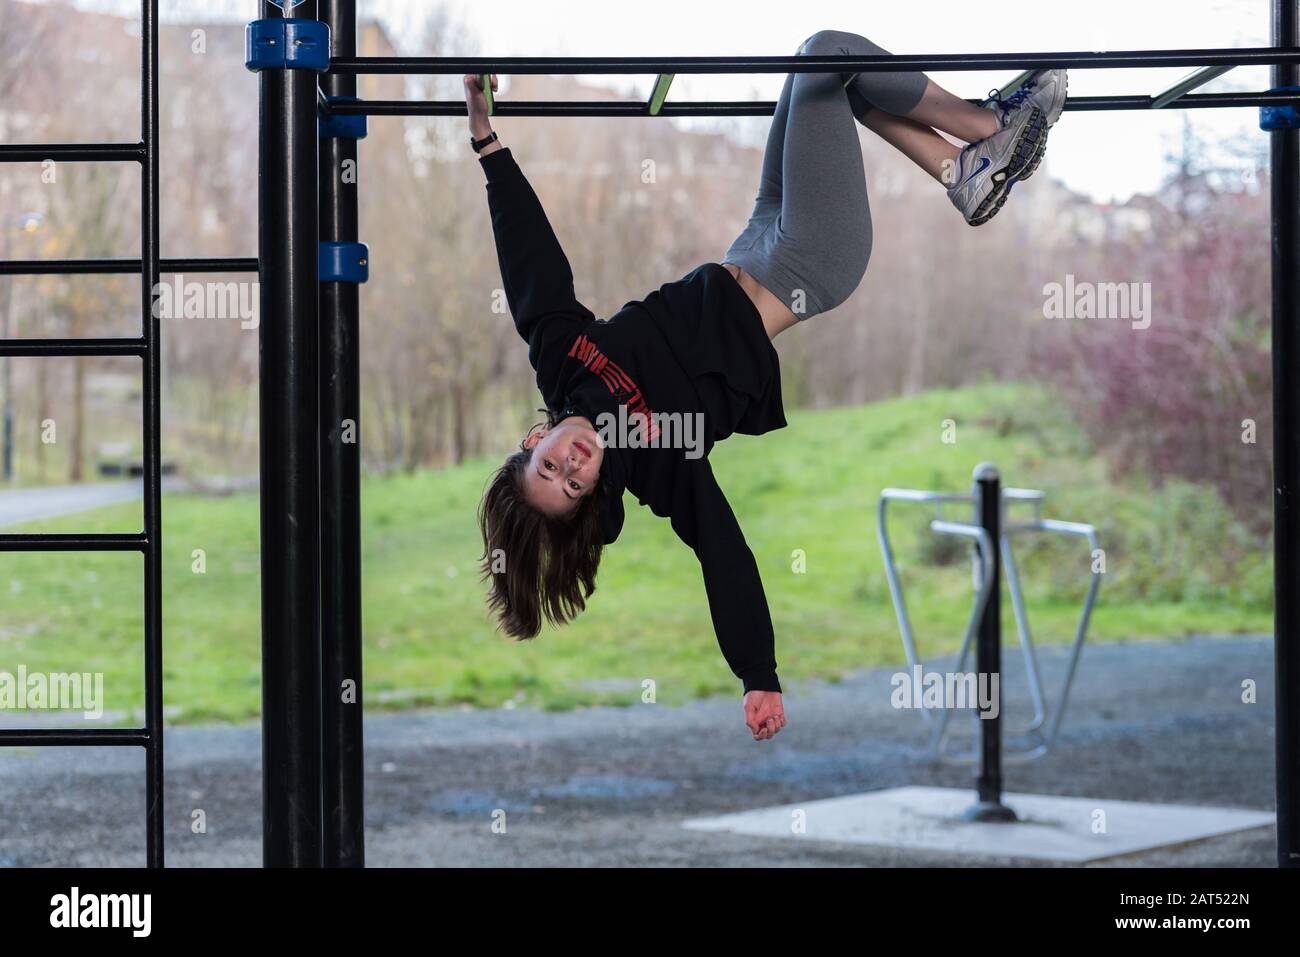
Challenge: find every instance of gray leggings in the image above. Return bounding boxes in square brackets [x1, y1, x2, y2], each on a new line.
[723, 30, 928, 319]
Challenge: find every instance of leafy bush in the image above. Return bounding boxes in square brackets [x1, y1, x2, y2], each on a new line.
[1034, 169, 1272, 534]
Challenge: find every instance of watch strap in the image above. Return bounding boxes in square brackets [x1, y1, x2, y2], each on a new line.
[471, 130, 499, 153]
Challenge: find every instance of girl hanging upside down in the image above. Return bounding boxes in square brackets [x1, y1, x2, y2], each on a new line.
[469, 29, 1067, 742]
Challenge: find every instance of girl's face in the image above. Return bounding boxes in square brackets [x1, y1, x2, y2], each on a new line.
[522, 419, 604, 517]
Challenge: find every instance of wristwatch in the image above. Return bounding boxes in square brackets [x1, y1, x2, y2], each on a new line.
[471, 131, 499, 153]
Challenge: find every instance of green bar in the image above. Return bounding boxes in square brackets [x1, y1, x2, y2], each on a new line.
[649, 73, 674, 115]
[1151, 64, 1233, 108]
[482, 73, 495, 115]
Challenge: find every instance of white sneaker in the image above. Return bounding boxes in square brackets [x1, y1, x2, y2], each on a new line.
[982, 69, 1068, 180]
[947, 103, 1047, 226]
[1021, 68, 1069, 126]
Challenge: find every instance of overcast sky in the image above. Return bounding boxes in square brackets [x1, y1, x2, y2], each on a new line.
[56, 0, 1279, 201]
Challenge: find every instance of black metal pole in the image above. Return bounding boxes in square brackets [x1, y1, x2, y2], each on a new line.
[1273, 0, 1300, 870]
[328, 46, 1300, 75]
[964, 463, 1016, 822]
[0, 257, 258, 275]
[329, 90, 1300, 118]
[258, 0, 324, 867]
[319, 0, 365, 869]
[0, 143, 145, 162]
[2, 225, 13, 482]
[141, 0, 164, 869]
[2, 408, 12, 481]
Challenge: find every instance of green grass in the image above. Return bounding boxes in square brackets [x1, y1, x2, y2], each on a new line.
[1, 381, 1271, 724]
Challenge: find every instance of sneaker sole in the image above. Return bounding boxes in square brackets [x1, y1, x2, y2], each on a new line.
[968, 106, 1046, 226]
[1018, 73, 1068, 182]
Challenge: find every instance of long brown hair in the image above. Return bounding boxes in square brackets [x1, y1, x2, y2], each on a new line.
[477, 409, 608, 640]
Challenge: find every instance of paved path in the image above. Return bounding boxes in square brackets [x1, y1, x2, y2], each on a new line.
[0, 635, 1278, 867]
[0, 481, 144, 528]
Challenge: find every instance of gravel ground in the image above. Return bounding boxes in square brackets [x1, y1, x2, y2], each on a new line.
[0, 634, 1278, 867]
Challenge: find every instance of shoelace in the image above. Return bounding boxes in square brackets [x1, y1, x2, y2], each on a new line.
[984, 82, 1035, 123]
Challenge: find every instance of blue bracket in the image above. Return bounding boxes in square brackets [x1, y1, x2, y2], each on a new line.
[245, 18, 330, 72]
[320, 96, 368, 139]
[320, 242, 369, 283]
[1260, 86, 1300, 130]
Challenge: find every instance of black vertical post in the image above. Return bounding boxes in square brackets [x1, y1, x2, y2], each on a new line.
[319, 0, 366, 868]
[964, 463, 1016, 822]
[1273, 0, 1300, 869]
[258, 0, 324, 867]
[140, 0, 165, 868]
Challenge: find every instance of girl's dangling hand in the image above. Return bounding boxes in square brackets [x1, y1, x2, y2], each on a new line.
[744, 690, 787, 741]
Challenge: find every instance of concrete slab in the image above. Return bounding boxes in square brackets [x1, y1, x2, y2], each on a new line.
[682, 786, 1275, 863]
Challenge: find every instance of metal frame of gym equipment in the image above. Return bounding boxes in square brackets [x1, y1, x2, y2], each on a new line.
[1, 0, 1298, 867]
[878, 464, 1102, 820]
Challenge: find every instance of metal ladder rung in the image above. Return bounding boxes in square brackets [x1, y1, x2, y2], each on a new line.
[0, 728, 149, 747]
[0, 338, 148, 357]
[0, 532, 148, 552]
[0, 143, 145, 163]
[0, 257, 258, 276]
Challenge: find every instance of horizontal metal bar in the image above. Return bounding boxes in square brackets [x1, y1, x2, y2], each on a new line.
[880, 488, 974, 505]
[0, 728, 149, 747]
[930, 519, 985, 538]
[0, 257, 258, 276]
[0, 532, 148, 551]
[1037, 519, 1098, 537]
[335, 89, 1300, 117]
[163, 257, 258, 273]
[1002, 487, 1046, 500]
[1151, 64, 1235, 108]
[0, 143, 145, 163]
[330, 46, 1300, 76]
[1003, 519, 1098, 537]
[332, 99, 780, 116]
[0, 338, 147, 357]
[1069, 91, 1298, 110]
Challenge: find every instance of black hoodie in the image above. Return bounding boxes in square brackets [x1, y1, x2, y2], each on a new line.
[480, 147, 786, 694]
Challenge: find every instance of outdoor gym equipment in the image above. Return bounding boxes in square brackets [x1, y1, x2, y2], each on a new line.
[878, 464, 1101, 821]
